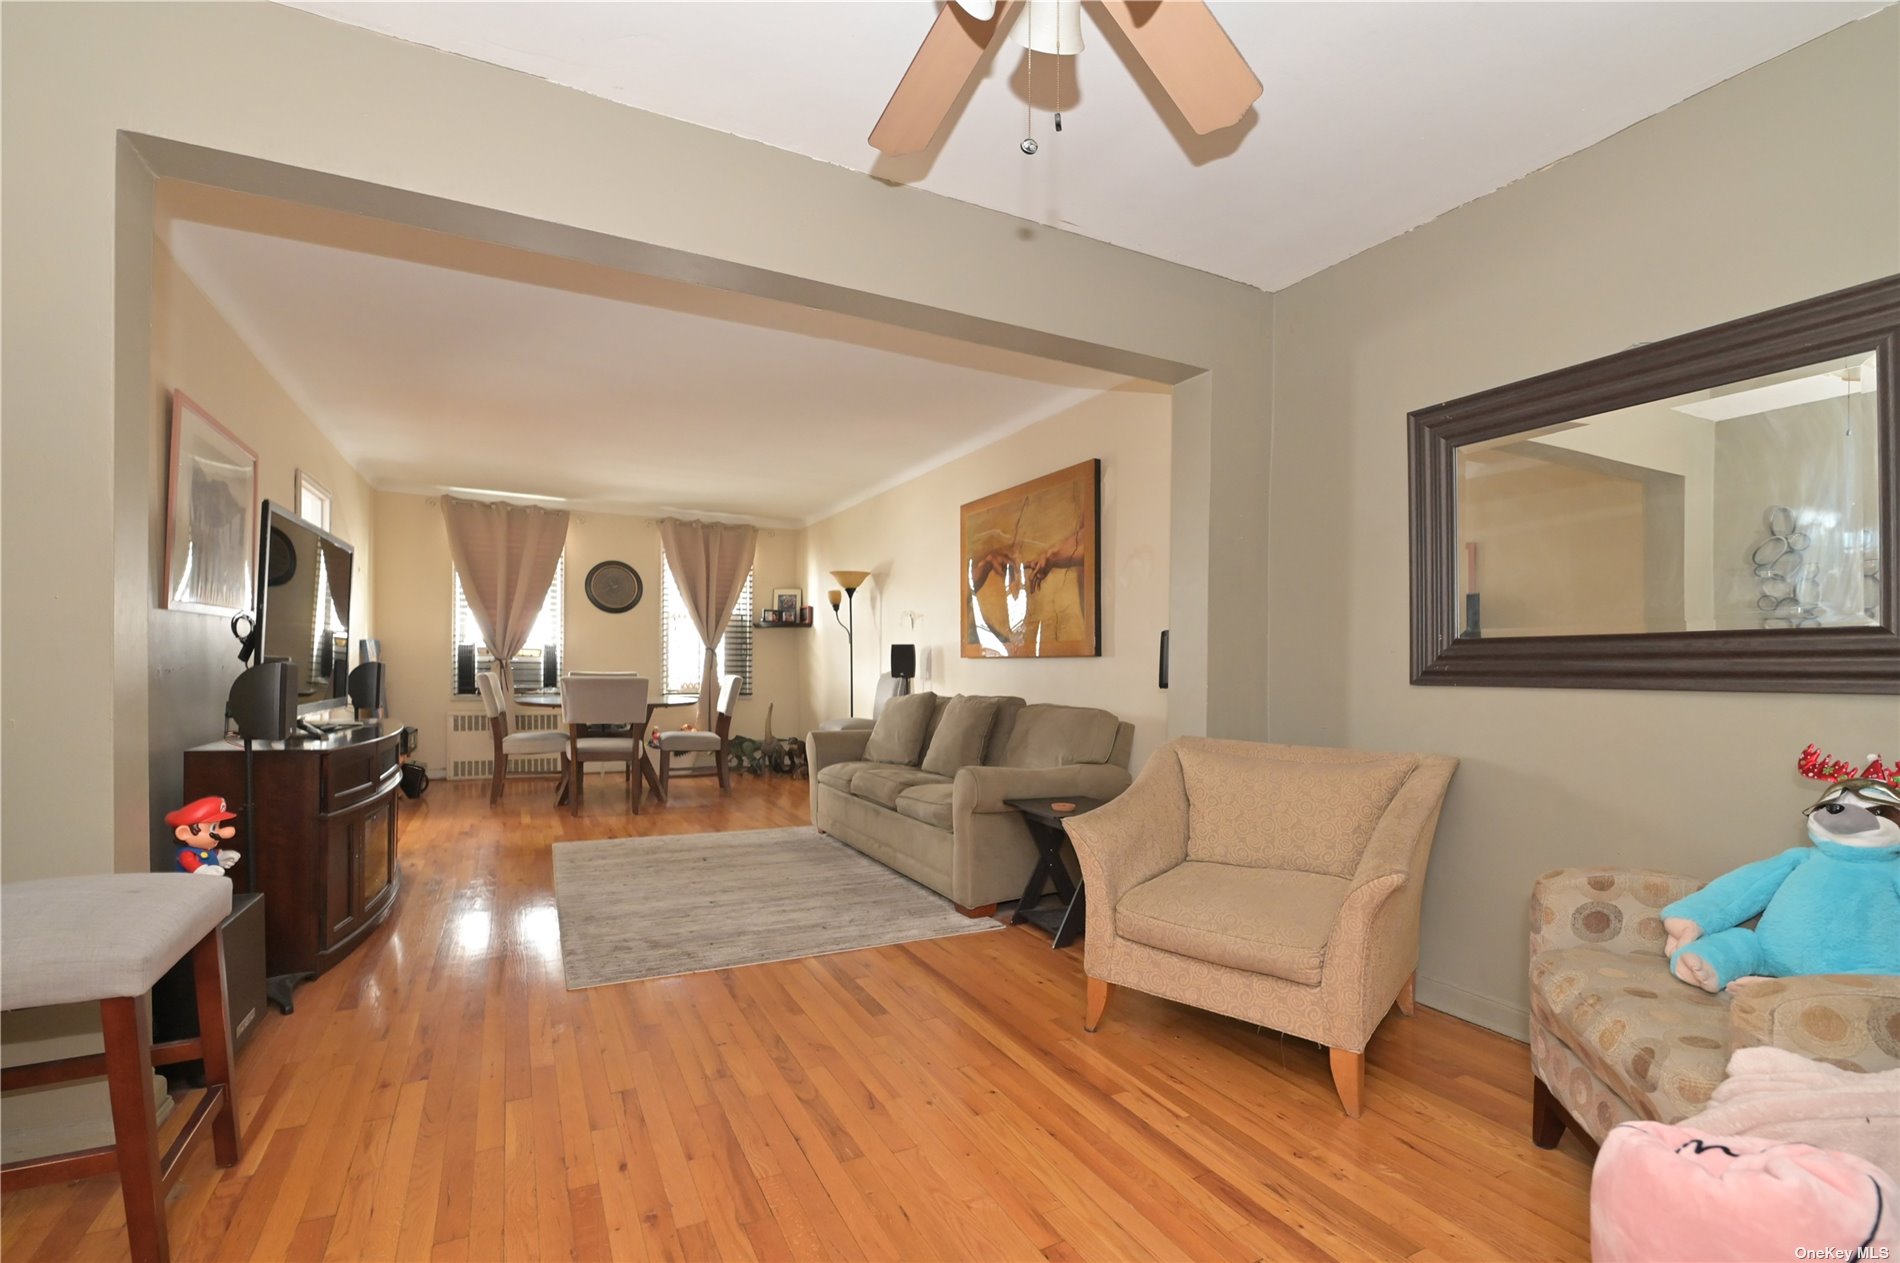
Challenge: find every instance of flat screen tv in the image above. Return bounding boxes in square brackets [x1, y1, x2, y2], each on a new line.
[253, 499, 354, 716]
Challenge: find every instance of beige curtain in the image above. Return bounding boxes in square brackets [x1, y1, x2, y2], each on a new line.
[658, 518, 757, 728]
[440, 495, 570, 685]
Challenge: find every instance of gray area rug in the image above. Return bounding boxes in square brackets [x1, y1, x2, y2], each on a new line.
[551, 826, 1002, 989]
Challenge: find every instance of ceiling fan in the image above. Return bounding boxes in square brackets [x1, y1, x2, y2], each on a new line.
[869, 0, 1262, 156]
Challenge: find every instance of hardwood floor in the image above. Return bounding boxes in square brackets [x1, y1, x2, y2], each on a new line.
[3, 774, 1594, 1262]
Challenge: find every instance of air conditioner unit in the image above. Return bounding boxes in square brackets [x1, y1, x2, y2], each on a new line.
[444, 706, 564, 781]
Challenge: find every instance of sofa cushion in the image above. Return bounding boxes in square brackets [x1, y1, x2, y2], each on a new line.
[1000, 704, 1121, 768]
[1530, 944, 1733, 1125]
[815, 760, 877, 793]
[982, 697, 1027, 766]
[864, 691, 937, 765]
[921, 695, 1002, 777]
[1178, 745, 1416, 878]
[1116, 862, 1348, 985]
[849, 765, 951, 811]
[894, 782, 954, 831]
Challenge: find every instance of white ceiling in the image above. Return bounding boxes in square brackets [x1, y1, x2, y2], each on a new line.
[161, 190, 1133, 526]
[284, 0, 1882, 290]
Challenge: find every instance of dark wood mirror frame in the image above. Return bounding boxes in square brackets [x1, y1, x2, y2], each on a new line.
[1409, 274, 1900, 694]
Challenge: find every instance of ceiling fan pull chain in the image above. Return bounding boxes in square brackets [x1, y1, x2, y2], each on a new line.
[1021, 42, 1038, 154]
[1054, 9, 1063, 133]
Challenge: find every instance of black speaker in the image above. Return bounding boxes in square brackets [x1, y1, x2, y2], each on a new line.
[541, 645, 560, 689]
[456, 643, 477, 694]
[1158, 630, 1170, 690]
[227, 659, 294, 740]
[347, 661, 386, 716]
[890, 644, 916, 680]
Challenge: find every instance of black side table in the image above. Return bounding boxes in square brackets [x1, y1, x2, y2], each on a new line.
[1005, 796, 1106, 949]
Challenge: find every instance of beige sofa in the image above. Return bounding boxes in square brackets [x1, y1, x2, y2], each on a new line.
[806, 695, 1135, 915]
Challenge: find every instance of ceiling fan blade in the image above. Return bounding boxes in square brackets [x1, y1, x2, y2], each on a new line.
[1095, 0, 1261, 135]
[869, 1, 1006, 155]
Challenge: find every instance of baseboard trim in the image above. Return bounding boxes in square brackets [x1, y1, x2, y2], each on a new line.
[1416, 975, 1529, 1042]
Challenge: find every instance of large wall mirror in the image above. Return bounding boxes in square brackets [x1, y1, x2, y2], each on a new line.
[1410, 276, 1898, 693]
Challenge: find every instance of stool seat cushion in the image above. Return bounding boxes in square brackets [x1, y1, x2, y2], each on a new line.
[656, 730, 722, 752]
[2, 874, 232, 1010]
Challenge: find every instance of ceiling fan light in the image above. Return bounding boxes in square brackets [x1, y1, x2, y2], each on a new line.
[949, 0, 997, 20]
[1008, 0, 1083, 55]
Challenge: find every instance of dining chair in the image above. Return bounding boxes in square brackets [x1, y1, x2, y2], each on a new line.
[560, 672, 651, 816]
[655, 673, 740, 797]
[475, 670, 568, 805]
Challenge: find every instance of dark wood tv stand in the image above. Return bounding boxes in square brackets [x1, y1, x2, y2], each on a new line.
[183, 721, 402, 1012]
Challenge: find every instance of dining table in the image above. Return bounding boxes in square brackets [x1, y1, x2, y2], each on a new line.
[512, 689, 700, 804]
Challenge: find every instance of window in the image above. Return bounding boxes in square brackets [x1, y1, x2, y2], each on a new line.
[452, 555, 564, 693]
[295, 470, 332, 531]
[660, 556, 753, 698]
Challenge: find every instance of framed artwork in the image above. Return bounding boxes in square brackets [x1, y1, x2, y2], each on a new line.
[773, 587, 802, 619]
[164, 390, 258, 617]
[960, 458, 1100, 658]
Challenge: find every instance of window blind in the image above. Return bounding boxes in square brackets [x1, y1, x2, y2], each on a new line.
[451, 554, 565, 694]
[659, 556, 754, 698]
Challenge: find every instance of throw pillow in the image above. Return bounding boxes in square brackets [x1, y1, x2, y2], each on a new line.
[863, 691, 936, 765]
[920, 695, 1001, 777]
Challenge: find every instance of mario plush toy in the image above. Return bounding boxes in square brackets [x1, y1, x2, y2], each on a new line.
[168, 796, 242, 878]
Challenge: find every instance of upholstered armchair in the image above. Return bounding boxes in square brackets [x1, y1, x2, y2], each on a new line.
[1528, 867, 1900, 1147]
[1065, 737, 1458, 1117]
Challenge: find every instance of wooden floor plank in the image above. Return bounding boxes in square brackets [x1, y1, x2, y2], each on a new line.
[1, 774, 1592, 1261]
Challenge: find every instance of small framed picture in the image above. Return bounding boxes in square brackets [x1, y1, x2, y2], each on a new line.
[165, 390, 259, 617]
[761, 608, 781, 626]
[773, 588, 802, 620]
[799, 605, 813, 625]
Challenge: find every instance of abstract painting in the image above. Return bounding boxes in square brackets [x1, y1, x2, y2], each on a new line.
[960, 458, 1100, 658]
[164, 390, 258, 616]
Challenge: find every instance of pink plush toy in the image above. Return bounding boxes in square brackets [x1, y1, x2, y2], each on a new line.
[1592, 1121, 1896, 1262]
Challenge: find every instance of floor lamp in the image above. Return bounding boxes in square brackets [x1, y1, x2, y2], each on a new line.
[828, 570, 870, 717]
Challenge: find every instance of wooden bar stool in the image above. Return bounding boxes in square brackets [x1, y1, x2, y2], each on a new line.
[1, 874, 243, 1263]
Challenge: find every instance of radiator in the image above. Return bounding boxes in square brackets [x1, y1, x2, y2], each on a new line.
[445, 707, 565, 781]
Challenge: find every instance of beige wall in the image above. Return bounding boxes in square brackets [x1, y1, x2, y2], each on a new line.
[146, 235, 377, 865]
[0, 0, 1268, 891]
[374, 491, 809, 775]
[1266, 10, 1900, 1035]
[2, 234, 376, 1160]
[1459, 455, 1650, 637]
[800, 387, 1173, 767]
[1534, 406, 1718, 627]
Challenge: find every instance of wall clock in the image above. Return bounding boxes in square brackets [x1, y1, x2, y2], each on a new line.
[584, 560, 644, 614]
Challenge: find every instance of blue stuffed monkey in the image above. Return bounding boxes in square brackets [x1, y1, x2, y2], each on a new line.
[1663, 752, 1900, 992]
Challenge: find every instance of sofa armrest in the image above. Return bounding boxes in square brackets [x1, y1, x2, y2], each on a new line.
[1729, 975, 1900, 1072]
[805, 728, 871, 778]
[951, 764, 1133, 816]
[1529, 867, 1705, 961]
[1348, 755, 1457, 892]
[1063, 748, 1188, 916]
